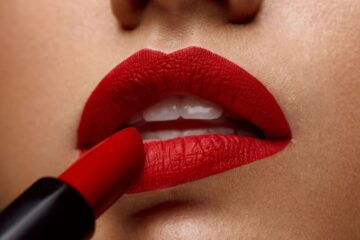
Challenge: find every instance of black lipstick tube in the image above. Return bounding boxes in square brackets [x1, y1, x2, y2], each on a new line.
[0, 177, 95, 240]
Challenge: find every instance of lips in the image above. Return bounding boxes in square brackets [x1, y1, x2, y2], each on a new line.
[77, 46, 291, 193]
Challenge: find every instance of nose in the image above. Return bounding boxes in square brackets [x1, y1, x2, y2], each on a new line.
[227, 0, 263, 22]
[111, 0, 262, 29]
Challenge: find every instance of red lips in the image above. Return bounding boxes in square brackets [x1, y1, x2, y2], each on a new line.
[78, 47, 291, 193]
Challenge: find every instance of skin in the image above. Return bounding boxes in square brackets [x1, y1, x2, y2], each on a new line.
[0, 0, 359, 239]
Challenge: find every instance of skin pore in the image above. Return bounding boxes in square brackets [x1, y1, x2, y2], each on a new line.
[0, 0, 360, 239]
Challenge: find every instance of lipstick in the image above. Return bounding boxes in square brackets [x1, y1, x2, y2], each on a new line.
[0, 127, 145, 240]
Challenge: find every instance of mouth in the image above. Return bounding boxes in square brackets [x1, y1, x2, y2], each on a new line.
[78, 46, 292, 193]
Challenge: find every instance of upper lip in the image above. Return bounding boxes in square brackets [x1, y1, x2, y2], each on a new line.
[78, 47, 291, 148]
[78, 46, 291, 192]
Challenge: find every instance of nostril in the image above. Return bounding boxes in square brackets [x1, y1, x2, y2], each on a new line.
[111, 0, 149, 30]
[226, 0, 262, 24]
[111, 0, 261, 30]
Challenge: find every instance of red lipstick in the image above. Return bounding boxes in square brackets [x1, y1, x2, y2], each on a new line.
[78, 46, 292, 193]
[0, 128, 144, 240]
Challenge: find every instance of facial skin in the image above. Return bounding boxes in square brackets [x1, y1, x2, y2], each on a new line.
[1, 0, 360, 239]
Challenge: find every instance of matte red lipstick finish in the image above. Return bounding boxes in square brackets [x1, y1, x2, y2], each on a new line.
[78, 46, 292, 193]
[0, 128, 145, 240]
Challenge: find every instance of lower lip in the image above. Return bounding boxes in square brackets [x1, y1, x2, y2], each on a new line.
[128, 134, 290, 193]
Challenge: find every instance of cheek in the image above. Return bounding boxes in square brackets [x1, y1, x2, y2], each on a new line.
[197, 0, 360, 236]
[0, 62, 81, 207]
[250, 0, 360, 152]
[282, 1, 360, 154]
[0, 0, 124, 207]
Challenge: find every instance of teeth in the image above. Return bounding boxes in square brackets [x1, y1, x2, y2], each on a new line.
[142, 95, 223, 122]
[143, 96, 180, 122]
[181, 95, 222, 120]
[182, 129, 208, 136]
[142, 127, 235, 140]
[142, 130, 181, 140]
[133, 95, 257, 141]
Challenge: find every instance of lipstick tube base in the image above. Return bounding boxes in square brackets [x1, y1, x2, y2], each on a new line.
[0, 177, 95, 240]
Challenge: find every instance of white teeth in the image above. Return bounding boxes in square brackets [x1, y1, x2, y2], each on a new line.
[134, 95, 256, 141]
[143, 96, 180, 122]
[181, 95, 222, 120]
[142, 95, 223, 122]
[182, 128, 234, 137]
[142, 130, 181, 140]
[182, 129, 208, 137]
[142, 128, 236, 140]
